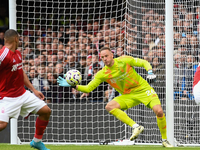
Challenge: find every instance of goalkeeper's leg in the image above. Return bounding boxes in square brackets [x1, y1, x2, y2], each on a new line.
[105, 100, 143, 140]
[152, 104, 173, 147]
[152, 104, 167, 139]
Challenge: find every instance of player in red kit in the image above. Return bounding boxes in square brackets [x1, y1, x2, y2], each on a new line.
[0, 29, 51, 150]
[193, 64, 200, 105]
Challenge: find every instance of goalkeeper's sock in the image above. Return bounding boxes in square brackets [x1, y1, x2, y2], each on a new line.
[109, 108, 136, 127]
[34, 117, 49, 140]
[132, 123, 139, 128]
[156, 114, 167, 140]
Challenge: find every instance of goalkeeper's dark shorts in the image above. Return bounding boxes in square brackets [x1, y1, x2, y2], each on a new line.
[113, 86, 161, 110]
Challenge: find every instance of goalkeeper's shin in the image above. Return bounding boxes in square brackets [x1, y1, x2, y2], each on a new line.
[109, 108, 136, 127]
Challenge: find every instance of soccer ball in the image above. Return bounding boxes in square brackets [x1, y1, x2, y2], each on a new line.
[65, 70, 82, 86]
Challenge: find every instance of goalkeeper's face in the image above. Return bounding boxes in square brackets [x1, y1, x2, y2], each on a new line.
[100, 50, 114, 67]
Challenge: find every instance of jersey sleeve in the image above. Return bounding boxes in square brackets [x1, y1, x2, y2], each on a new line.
[118, 55, 152, 71]
[0, 52, 6, 71]
[77, 71, 104, 93]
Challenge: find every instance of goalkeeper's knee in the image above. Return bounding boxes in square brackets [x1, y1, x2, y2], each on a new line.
[105, 101, 120, 112]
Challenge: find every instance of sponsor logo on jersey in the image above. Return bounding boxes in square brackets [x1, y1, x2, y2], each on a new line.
[11, 62, 22, 72]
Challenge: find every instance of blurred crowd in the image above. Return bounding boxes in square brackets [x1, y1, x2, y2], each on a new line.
[1, 3, 199, 103]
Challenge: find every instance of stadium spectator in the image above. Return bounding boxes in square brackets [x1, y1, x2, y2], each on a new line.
[65, 54, 80, 71]
[35, 44, 45, 54]
[55, 62, 72, 103]
[52, 54, 58, 65]
[144, 33, 155, 50]
[29, 69, 38, 83]
[45, 44, 51, 54]
[81, 62, 107, 102]
[84, 55, 92, 79]
[0, 31, 4, 45]
[144, 50, 154, 65]
[0, 43, 3, 49]
[116, 47, 124, 57]
[142, 45, 150, 56]
[104, 85, 113, 102]
[189, 35, 199, 56]
[71, 88, 83, 102]
[173, 52, 185, 99]
[80, 49, 88, 57]
[51, 43, 58, 54]
[23, 46, 34, 60]
[38, 54, 47, 66]
[152, 57, 166, 99]
[32, 65, 50, 97]
[46, 62, 54, 73]
[57, 50, 65, 63]
[46, 72, 58, 103]
[77, 56, 87, 83]
[156, 46, 165, 63]
[182, 55, 198, 100]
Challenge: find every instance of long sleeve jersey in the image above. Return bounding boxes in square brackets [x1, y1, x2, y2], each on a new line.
[77, 55, 152, 95]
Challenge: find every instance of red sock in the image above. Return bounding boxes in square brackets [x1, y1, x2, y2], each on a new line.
[34, 117, 49, 139]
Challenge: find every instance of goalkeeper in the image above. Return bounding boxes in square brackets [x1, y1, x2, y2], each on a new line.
[57, 47, 173, 147]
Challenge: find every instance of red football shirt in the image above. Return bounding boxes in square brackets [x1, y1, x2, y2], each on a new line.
[0, 46, 26, 100]
[193, 64, 200, 88]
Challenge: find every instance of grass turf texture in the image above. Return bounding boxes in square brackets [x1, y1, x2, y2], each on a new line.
[0, 144, 200, 150]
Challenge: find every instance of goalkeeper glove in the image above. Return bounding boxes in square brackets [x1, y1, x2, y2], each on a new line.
[57, 76, 71, 87]
[146, 70, 156, 83]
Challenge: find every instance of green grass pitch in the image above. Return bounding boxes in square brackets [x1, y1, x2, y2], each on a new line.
[0, 144, 200, 150]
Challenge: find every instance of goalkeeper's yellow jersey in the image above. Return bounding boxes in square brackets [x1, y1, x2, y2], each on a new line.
[77, 55, 152, 95]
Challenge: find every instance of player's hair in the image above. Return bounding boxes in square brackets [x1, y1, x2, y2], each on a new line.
[4, 29, 19, 39]
[99, 47, 111, 53]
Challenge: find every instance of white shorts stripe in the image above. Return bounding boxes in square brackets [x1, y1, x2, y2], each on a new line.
[0, 48, 9, 62]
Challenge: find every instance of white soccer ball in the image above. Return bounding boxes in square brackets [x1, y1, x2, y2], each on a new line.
[65, 70, 82, 86]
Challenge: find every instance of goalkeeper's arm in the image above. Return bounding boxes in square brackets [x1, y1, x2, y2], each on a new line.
[57, 74, 103, 92]
[75, 77, 102, 93]
[128, 57, 156, 83]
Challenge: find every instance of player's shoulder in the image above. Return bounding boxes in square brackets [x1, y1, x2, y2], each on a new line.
[15, 49, 22, 56]
[116, 55, 134, 60]
[0, 46, 7, 54]
[0, 46, 10, 61]
[96, 68, 104, 75]
[115, 55, 135, 63]
[96, 67, 108, 76]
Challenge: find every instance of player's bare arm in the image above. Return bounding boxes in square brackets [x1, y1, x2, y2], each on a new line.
[23, 70, 45, 100]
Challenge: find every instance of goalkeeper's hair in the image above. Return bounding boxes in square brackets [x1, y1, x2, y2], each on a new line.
[99, 47, 111, 53]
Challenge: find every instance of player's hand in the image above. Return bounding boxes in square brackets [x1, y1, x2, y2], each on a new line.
[80, 93, 89, 99]
[33, 90, 45, 100]
[43, 86, 49, 90]
[146, 70, 156, 83]
[57, 76, 71, 87]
